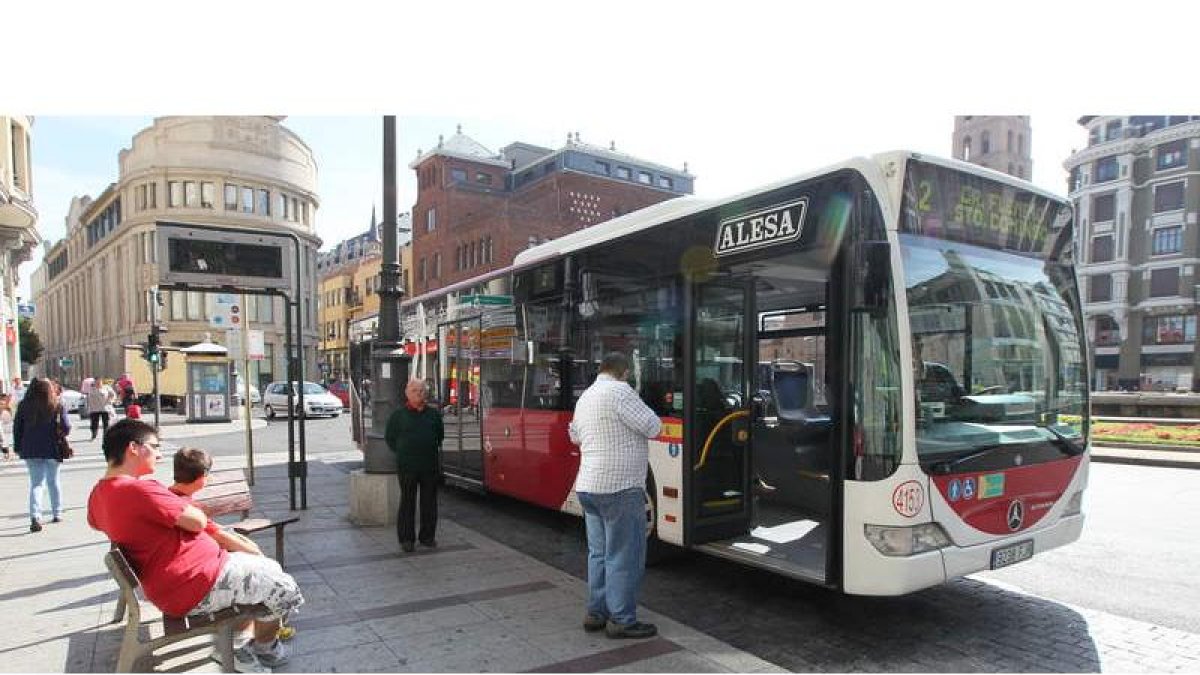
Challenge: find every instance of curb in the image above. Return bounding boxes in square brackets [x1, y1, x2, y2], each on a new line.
[1090, 452, 1200, 470]
[1091, 441, 1200, 454]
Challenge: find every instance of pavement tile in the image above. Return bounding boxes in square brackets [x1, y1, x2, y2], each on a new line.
[285, 619, 381, 656]
[278, 640, 405, 673]
[368, 603, 493, 640]
[601, 649, 730, 673]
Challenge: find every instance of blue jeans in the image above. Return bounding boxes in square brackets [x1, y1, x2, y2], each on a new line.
[577, 487, 646, 626]
[26, 458, 62, 522]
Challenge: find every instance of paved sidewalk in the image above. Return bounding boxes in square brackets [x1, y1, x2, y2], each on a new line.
[1089, 444, 1200, 470]
[0, 431, 782, 673]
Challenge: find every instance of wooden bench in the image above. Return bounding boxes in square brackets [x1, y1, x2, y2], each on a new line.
[106, 548, 268, 673]
[194, 468, 299, 567]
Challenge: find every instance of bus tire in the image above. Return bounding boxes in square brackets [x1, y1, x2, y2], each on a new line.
[645, 475, 678, 566]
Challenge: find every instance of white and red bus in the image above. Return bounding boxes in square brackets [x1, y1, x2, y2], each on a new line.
[397, 151, 1089, 595]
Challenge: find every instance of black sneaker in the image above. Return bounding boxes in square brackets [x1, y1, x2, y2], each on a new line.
[583, 613, 607, 632]
[419, 539, 437, 548]
[606, 621, 657, 639]
[401, 541, 415, 553]
[30, 520, 42, 533]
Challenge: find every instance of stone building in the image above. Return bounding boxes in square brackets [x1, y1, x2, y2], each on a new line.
[316, 211, 412, 381]
[0, 116, 41, 385]
[952, 116, 1033, 180]
[408, 129, 693, 296]
[30, 116, 322, 390]
[1065, 115, 1200, 391]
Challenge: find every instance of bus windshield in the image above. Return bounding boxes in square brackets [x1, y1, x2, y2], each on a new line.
[900, 163, 1086, 469]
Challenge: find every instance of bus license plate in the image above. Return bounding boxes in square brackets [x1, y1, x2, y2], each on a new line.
[990, 540, 1034, 569]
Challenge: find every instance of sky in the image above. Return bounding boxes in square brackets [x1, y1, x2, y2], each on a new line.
[10, 1, 1197, 302]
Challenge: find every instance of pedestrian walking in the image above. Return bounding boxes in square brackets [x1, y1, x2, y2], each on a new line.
[89, 419, 303, 673]
[10, 377, 26, 403]
[569, 352, 662, 639]
[87, 378, 117, 440]
[385, 379, 444, 552]
[14, 377, 72, 532]
[0, 393, 14, 461]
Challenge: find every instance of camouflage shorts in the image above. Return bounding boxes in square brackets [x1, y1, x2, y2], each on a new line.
[188, 552, 304, 620]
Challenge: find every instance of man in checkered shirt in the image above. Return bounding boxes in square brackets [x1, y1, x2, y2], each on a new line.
[569, 352, 662, 639]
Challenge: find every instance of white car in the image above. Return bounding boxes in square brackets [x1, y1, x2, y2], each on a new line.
[60, 388, 86, 416]
[262, 381, 342, 419]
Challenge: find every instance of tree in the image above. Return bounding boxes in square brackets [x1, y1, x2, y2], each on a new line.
[18, 317, 43, 364]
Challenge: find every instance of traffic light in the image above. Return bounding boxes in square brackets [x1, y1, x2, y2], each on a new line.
[146, 323, 167, 367]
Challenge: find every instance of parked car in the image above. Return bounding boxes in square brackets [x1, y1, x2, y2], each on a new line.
[60, 388, 86, 417]
[327, 381, 350, 409]
[262, 381, 342, 419]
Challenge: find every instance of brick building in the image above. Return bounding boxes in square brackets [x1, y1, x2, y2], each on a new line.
[408, 128, 694, 295]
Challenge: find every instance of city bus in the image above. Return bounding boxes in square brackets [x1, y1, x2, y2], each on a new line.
[396, 151, 1089, 595]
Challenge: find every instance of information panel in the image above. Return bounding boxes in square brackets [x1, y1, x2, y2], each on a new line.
[901, 160, 1071, 257]
[156, 222, 294, 291]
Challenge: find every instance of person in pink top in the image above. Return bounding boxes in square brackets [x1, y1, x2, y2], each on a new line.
[87, 419, 302, 673]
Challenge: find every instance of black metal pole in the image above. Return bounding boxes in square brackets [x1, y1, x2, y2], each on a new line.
[364, 114, 410, 474]
[285, 296, 295, 511]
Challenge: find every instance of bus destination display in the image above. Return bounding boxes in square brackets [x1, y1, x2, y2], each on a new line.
[902, 160, 1066, 256]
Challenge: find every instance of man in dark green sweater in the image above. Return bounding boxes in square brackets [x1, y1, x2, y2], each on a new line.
[385, 379, 444, 552]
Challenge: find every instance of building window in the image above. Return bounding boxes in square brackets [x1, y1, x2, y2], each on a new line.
[981, 131, 991, 154]
[1150, 267, 1180, 297]
[200, 182, 215, 208]
[291, 197, 299, 221]
[657, 176, 673, 189]
[168, 181, 183, 207]
[962, 136, 972, 161]
[637, 170, 652, 185]
[257, 189, 270, 215]
[476, 172, 492, 185]
[595, 161, 610, 176]
[1152, 226, 1182, 255]
[1091, 235, 1114, 263]
[1007, 129, 1014, 152]
[1094, 156, 1119, 183]
[136, 185, 147, 210]
[1094, 316, 1121, 346]
[225, 184, 238, 210]
[451, 168, 467, 182]
[1089, 274, 1112, 302]
[277, 193, 288, 219]
[468, 242, 475, 268]
[426, 207, 436, 232]
[148, 182, 157, 209]
[1092, 193, 1115, 222]
[418, 257, 426, 282]
[485, 236, 493, 263]
[1154, 181, 1185, 212]
[616, 166, 631, 180]
[1105, 120, 1122, 142]
[1143, 315, 1196, 345]
[241, 187, 254, 214]
[1157, 140, 1187, 170]
[433, 253, 441, 279]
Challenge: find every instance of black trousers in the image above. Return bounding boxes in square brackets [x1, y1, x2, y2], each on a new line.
[396, 470, 438, 545]
[89, 412, 110, 438]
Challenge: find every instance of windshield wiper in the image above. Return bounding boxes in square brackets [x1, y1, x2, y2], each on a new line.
[926, 445, 1002, 475]
[1039, 423, 1085, 456]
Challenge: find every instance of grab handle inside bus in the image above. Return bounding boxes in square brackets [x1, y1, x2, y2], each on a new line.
[693, 409, 750, 471]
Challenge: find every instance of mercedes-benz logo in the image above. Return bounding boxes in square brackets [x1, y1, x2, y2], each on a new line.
[1007, 500, 1025, 531]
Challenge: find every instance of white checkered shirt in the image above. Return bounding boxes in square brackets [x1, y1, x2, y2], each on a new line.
[570, 373, 663, 494]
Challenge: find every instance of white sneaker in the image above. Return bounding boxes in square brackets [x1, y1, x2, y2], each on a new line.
[253, 639, 291, 669]
[233, 645, 271, 673]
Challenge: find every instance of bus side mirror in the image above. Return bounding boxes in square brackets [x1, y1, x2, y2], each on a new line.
[854, 241, 891, 314]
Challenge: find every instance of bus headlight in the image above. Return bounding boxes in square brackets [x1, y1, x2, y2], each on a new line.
[1063, 490, 1083, 516]
[864, 523, 951, 557]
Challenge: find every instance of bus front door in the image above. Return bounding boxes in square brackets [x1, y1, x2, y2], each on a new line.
[685, 278, 754, 544]
[439, 319, 484, 488]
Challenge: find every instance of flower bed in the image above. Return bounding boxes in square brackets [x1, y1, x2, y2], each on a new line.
[1091, 422, 1200, 447]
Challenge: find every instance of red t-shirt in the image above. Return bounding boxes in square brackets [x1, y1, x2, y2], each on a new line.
[88, 476, 227, 616]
